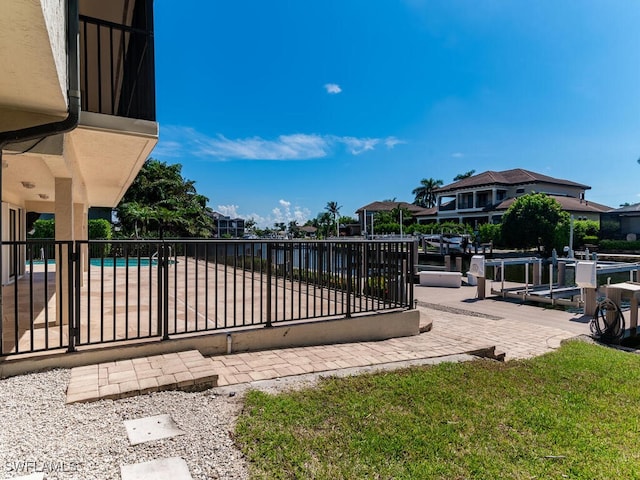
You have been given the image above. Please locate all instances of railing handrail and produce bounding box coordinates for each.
[74,238,418,245]
[2,238,414,357]
[79,14,152,36]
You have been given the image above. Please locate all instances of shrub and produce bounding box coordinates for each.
[478,223,502,246]
[88,219,112,240]
[599,240,640,252]
[30,219,55,238]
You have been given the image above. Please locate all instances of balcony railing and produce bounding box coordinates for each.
[79,12,155,121]
[0,239,415,357]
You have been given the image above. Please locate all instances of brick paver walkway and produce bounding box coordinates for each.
[66,284,592,403]
[66,350,218,404]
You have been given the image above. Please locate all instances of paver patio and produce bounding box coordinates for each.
[65,283,592,403]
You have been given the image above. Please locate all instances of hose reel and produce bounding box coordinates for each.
[590,297,625,343]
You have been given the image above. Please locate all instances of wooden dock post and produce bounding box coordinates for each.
[558,261,566,287]
[444,255,451,272]
[533,261,542,286]
[583,288,598,317]
[477,276,486,299]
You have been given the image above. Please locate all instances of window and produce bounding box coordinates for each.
[458,193,473,209]
[476,192,490,207]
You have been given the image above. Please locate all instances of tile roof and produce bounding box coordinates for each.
[608,203,640,214]
[435,168,590,193]
[494,194,611,213]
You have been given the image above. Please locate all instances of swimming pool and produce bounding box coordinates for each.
[90,257,156,268]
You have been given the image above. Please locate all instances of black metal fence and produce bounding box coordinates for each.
[1,239,415,357]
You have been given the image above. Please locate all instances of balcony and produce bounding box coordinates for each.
[79,1,155,121]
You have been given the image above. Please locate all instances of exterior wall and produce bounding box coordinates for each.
[0,1,69,126]
[505,182,583,198]
[571,212,600,222]
[0,309,420,377]
[42,0,69,103]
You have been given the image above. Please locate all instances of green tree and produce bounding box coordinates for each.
[312,212,333,239]
[244,218,257,236]
[412,178,443,208]
[287,220,301,238]
[338,215,358,225]
[453,170,475,181]
[116,159,214,238]
[501,193,568,254]
[273,222,286,234]
[325,201,341,237]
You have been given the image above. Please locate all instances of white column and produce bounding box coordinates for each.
[55,178,74,326]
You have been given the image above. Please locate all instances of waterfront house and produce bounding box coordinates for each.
[429,169,610,227]
[600,203,640,240]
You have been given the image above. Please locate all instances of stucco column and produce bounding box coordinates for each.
[74,203,88,282]
[55,178,73,326]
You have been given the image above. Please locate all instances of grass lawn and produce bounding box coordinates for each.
[234,341,640,479]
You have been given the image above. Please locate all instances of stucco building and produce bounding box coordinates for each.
[429,169,610,227]
[0,0,158,285]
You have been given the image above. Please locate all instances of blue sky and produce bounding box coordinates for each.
[152,1,640,227]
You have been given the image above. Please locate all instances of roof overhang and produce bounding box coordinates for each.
[0,0,69,129]
[4,111,158,211]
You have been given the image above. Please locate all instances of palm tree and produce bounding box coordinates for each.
[453,170,475,181]
[412,178,443,208]
[325,201,342,237]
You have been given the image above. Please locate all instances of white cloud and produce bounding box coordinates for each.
[216,204,241,218]
[451,152,464,158]
[384,136,405,149]
[154,125,405,161]
[339,137,379,155]
[324,83,342,94]
[271,201,311,226]
[152,140,183,158]
[196,133,330,160]
[218,201,312,229]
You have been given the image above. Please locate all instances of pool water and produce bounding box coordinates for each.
[90,257,155,267]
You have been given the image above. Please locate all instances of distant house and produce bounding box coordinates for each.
[600,203,640,240]
[430,169,610,227]
[300,225,318,238]
[355,201,435,235]
[209,212,245,238]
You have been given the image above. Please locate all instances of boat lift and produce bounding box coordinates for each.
[474,255,640,311]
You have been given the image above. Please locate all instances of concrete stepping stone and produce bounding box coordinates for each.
[123,414,185,445]
[120,457,192,480]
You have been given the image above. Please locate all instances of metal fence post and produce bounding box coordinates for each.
[162,242,170,340]
[67,242,77,352]
[409,240,415,308]
[156,241,163,338]
[265,242,272,327]
[346,242,352,318]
